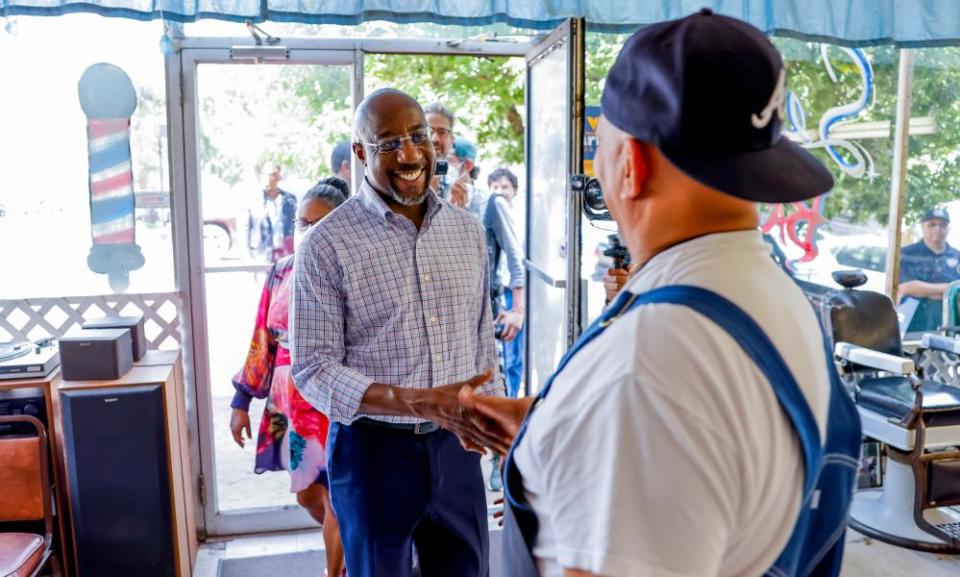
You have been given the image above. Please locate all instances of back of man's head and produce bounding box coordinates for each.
[601,8,833,206]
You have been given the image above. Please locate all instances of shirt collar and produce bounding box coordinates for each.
[357,177,444,223]
[920,241,954,256]
[624,229,767,294]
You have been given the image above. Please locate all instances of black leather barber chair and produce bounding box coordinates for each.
[824,270,960,553]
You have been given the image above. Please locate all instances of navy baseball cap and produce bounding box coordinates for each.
[922,207,950,223]
[601,8,834,203]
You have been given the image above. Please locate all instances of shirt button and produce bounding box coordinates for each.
[434,353,442,362]
[430,316,438,323]
[423,274,432,281]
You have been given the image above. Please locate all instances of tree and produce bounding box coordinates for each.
[275,29,960,228]
[364,54,526,165]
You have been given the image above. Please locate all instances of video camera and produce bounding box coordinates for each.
[572,174,630,270]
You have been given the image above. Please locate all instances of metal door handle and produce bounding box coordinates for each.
[525,259,566,288]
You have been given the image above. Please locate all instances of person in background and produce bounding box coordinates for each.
[331,141,353,190]
[250,164,298,263]
[898,207,960,333]
[450,143,525,493]
[487,166,525,400]
[448,139,486,219]
[231,177,350,577]
[424,101,468,205]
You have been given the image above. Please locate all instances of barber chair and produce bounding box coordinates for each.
[825,270,960,553]
[0,415,60,576]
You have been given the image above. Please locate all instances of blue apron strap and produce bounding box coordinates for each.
[502,285,827,577]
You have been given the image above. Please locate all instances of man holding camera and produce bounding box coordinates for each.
[460,10,859,577]
[292,88,502,577]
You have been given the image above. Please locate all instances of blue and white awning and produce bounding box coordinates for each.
[3,0,960,46]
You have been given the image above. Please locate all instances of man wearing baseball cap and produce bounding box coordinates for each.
[899,207,960,332]
[459,9,860,577]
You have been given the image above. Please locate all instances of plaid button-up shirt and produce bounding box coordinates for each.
[291,178,501,424]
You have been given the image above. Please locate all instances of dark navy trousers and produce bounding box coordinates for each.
[327,420,489,577]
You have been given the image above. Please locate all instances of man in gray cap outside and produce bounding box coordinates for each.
[899,207,960,332]
[459,9,861,577]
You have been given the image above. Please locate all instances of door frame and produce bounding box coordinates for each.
[167,33,538,537]
[521,19,585,396]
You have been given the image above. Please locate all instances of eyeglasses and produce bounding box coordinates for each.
[359,128,431,155]
[430,127,452,138]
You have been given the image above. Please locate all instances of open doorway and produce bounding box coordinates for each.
[173,28,577,538]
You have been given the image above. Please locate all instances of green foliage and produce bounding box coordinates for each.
[776,43,960,226]
[585,32,630,105]
[364,53,526,165]
[279,65,354,176]
[227,30,960,227]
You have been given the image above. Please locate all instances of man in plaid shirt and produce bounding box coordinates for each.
[292,88,504,577]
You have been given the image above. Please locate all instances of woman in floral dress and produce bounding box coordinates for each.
[229,177,349,576]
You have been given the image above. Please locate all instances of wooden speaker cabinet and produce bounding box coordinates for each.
[0,371,72,576]
[52,351,196,577]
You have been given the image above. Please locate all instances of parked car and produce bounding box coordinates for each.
[768,230,888,294]
[203,217,237,260]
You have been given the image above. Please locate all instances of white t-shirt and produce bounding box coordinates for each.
[513,230,830,577]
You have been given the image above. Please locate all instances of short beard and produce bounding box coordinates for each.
[388,188,429,206]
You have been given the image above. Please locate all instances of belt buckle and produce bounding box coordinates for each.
[414,421,437,435]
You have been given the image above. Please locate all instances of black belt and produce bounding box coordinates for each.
[355,417,440,435]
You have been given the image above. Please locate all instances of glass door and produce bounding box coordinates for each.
[523,20,585,394]
[179,45,356,536]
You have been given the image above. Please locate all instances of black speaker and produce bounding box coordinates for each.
[83,315,147,362]
[60,384,175,577]
[59,328,133,381]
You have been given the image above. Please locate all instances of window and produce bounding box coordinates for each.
[0,15,173,299]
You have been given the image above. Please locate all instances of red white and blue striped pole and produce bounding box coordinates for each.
[78,63,145,292]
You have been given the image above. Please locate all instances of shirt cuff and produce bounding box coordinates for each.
[325,366,377,424]
[230,390,253,411]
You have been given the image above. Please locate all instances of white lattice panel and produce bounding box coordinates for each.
[0,292,182,349]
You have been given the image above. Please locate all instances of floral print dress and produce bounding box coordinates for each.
[231,255,330,492]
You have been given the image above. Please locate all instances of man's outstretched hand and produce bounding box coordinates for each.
[402,369,512,454]
[457,385,536,455]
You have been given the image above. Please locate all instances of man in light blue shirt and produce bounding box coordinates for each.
[450,141,525,348]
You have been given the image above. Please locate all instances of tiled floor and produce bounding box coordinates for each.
[195,528,960,577]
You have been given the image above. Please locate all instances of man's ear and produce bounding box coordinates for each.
[622,139,650,200]
[352,143,366,165]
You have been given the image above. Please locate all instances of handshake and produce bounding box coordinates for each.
[413,369,535,456]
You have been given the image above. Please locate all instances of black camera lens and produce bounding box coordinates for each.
[573,174,610,221]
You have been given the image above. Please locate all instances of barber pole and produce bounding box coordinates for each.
[78,63,144,292]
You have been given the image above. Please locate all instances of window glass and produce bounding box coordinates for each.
[0,15,172,298]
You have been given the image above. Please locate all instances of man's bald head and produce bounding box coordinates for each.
[353,89,422,142]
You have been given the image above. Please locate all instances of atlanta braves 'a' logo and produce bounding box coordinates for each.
[751,68,787,129]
